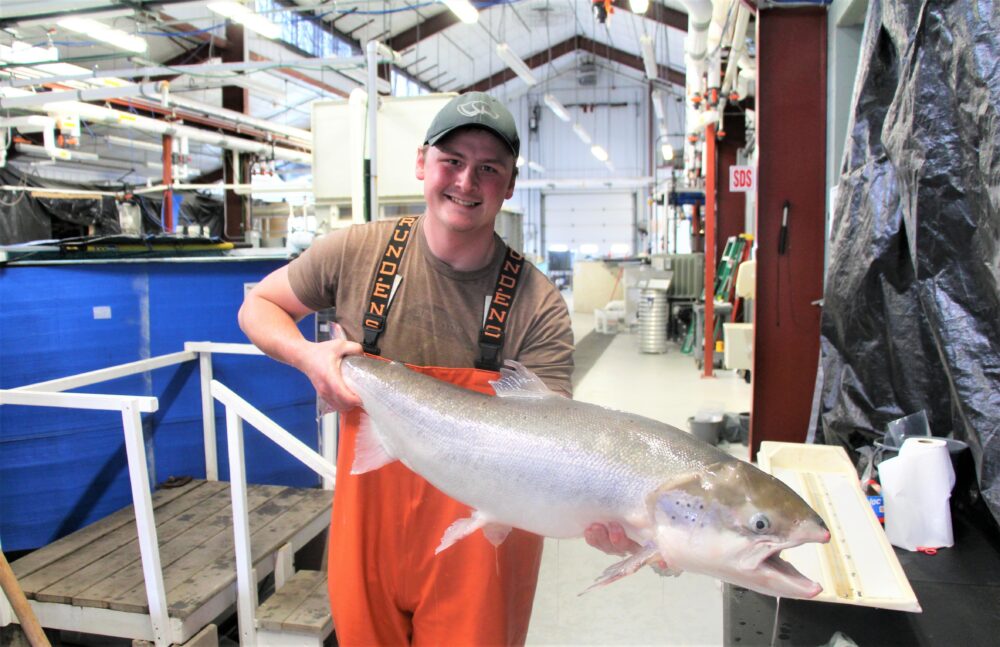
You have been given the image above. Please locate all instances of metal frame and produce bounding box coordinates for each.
[211,380,336,647]
[0,342,335,646]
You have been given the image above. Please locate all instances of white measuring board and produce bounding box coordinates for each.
[757,441,922,612]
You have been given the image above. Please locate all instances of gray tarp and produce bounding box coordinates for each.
[819,0,1000,522]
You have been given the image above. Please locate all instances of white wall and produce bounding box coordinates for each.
[499,59,686,259]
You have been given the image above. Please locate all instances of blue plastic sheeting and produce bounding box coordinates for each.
[0,258,317,551]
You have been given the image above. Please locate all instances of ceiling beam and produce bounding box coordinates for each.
[386,2,688,56]
[618,3,689,31]
[155,10,232,50]
[461,35,685,92]
[387,9,458,52]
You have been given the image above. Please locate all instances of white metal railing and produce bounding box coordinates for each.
[0,342,333,647]
[211,379,337,646]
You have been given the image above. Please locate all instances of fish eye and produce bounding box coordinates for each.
[749,512,771,534]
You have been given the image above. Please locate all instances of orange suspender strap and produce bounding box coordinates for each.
[475,246,525,371]
[362,217,416,355]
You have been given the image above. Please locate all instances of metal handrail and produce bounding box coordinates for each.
[211,379,336,646]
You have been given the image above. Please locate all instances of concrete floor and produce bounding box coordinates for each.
[525,309,753,646]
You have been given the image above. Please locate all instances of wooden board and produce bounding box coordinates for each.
[9,480,333,623]
[32,481,230,604]
[257,570,331,635]
[10,479,201,580]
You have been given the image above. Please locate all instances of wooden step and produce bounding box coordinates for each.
[257,569,332,643]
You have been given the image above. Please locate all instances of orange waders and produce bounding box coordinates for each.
[327,365,544,647]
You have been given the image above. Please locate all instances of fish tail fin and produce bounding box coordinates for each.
[350,413,397,474]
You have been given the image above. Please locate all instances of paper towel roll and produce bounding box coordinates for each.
[878,437,956,551]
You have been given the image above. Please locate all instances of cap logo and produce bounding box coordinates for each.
[456,100,499,120]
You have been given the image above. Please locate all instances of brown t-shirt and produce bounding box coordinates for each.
[287,216,574,396]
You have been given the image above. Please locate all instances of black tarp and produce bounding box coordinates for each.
[0,167,224,244]
[819,0,1000,522]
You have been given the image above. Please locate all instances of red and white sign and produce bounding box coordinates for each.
[729,165,756,192]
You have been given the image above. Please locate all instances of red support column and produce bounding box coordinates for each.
[717,115,748,246]
[703,123,717,378]
[162,133,173,232]
[222,21,247,241]
[750,8,827,458]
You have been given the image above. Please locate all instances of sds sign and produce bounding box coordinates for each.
[729,165,756,192]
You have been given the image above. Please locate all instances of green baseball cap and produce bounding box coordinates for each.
[424,92,520,158]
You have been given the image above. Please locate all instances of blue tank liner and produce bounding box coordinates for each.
[0,257,317,551]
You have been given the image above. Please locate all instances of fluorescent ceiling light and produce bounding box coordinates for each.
[441,0,479,24]
[590,145,609,162]
[640,34,657,81]
[516,155,526,168]
[543,94,571,122]
[0,42,58,64]
[604,160,615,172]
[496,43,537,86]
[630,0,650,13]
[527,161,545,173]
[651,90,666,121]
[58,17,148,53]
[661,143,675,161]
[573,124,592,145]
[208,2,281,40]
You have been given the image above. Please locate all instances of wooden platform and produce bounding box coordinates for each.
[10,479,332,645]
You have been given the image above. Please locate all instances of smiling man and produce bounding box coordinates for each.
[239,92,574,646]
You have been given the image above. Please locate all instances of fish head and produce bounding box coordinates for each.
[648,460,830,599]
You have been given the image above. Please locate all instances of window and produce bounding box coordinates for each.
[255,0,355,58]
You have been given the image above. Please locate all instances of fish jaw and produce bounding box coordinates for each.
[649,460,831,599]
[731,517,830,598]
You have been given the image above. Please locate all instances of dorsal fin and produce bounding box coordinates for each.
[488,360,557,399]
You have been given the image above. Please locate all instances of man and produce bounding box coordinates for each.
[240,92,575,645]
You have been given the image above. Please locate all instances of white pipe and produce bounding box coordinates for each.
[16,142,99,161]
[679,1,714,65]
[156,91,312,144]
[0,55,368,89]
[0,82,167,110]
[0,82,312,146]
[2,94,311,164]
[721,5,751,99]
[367,40,379,222]
[0,115,60,158]
[0,184,118,197]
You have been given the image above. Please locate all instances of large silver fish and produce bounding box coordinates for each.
[342,355,830,599]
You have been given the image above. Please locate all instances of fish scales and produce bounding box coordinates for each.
[341,355,831,599]
[345,356,731,538]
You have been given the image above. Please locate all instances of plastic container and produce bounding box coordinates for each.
[688,416,723,445]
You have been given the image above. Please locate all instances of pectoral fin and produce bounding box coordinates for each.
[350,413,397,474]
[436,511,512,554]
[580,545,673,595]
[489,361,558,399]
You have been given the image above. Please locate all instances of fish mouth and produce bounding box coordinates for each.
[755,548,823,599]
[745,526,830,599]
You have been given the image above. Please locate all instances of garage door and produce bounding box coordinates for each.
[543,192,635,257]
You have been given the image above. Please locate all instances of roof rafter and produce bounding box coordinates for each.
[618,3,689,31]
[461,35,685,92]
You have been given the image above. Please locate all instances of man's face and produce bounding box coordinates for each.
[416,127,517,236]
